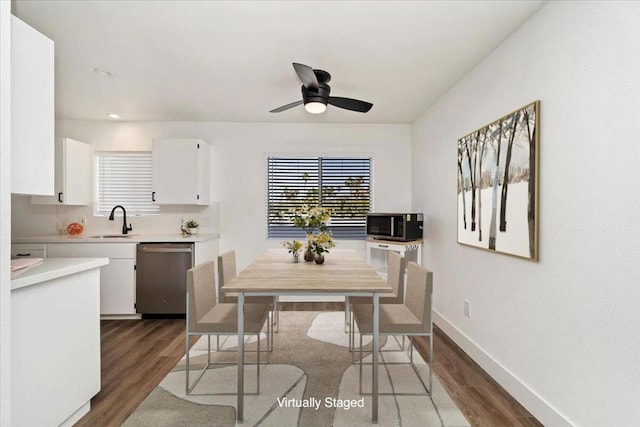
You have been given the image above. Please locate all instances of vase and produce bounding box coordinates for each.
[292,252,300,263]
[314,254,325,265]
[304,245,315,262]
[188,227,198,235]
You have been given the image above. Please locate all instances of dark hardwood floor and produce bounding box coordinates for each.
[76,303,541,426]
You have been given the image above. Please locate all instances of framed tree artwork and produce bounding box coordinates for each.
[457,100,540,261]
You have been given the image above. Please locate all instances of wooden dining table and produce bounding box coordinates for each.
[222,248,392,423]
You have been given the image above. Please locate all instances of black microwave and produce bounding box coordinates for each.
[366,213,423,241]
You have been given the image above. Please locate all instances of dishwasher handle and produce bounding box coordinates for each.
[138,246,193,253]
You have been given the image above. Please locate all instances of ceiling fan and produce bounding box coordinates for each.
[270,63,373,114]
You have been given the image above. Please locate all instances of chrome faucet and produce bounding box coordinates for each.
[108,205,133,235]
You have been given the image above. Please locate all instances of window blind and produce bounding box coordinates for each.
[96,152,159,216]
[267,157,372,239]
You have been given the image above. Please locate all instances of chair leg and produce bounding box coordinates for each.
[358,333,432,397]
[185,333,190,394]
[344,296,350,333]
[274,296,279,333]
[268,312,273,352]
[349,311,355,352]
[359,333,363,395]
[428,333,433,395]
[410,339,414,364]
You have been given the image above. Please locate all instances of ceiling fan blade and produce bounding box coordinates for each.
[327,97,373,113]
[292,63,319,91]
[270,100,303,113]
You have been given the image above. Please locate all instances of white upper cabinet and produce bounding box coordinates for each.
[11,16,54,195]
[152,138,211,205]
[31,138,93,205]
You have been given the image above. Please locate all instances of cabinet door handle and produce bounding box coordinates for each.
[58,192,63,203]
[378,244,389,248]
[151,191,156,202]
[16,253,31,257]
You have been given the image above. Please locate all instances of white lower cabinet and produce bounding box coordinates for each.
[47,243,136,315]
[11,264,101,426]
[16,238,220,317]
[100,259,136,314]
[194,240,218,266]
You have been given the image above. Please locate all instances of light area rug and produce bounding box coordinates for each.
[124,311,470,427]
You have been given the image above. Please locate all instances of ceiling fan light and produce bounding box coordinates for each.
[305,102,327,114]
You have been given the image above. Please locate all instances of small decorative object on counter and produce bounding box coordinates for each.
[282,240,303,263]
[185,219,199,235]
[66,222,84,236]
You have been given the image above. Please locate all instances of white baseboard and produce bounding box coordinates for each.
[59,401,90,427]
[433,310,574,427]
[100,314,142,320]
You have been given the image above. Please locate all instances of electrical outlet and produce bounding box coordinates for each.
[464,300,470,318]
[79,217,86,226]
[201,216,211,227]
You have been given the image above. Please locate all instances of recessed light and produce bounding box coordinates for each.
[107,113,120,119]
[94,67,114,78]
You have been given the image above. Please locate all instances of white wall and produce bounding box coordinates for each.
[0,1,12,425]
[412,2,640,426]
[12,121,411,268]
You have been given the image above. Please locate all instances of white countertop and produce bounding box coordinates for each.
[11,257,109,291]
[12,233,220,244]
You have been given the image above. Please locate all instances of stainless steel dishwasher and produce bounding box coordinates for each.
[136,243,193,317]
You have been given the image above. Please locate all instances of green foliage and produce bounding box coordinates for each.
[282,240,303,254]
[309,231,336,255]
[268,171,371,226]
[290,204,331,234]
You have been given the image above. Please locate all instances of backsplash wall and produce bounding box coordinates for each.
[11,195,220,237]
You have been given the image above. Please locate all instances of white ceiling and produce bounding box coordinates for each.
[14,0,545,124]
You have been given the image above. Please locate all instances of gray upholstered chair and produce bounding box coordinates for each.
[347,251,405,350]
[185,260,270,395]
[218,250,279,339]
[352,261,433,395]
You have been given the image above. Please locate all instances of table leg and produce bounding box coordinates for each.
[237,292,244,422]
[372,292,379,423]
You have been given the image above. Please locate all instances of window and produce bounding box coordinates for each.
[267,157,372,239]
[95,152,159,216]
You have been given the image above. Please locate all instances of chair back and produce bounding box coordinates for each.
[386,251,405,303]
[405,262,433,333]
[218,250,237,303]
[187,261,217,332]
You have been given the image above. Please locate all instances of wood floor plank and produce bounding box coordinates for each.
[76,303,541,426]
